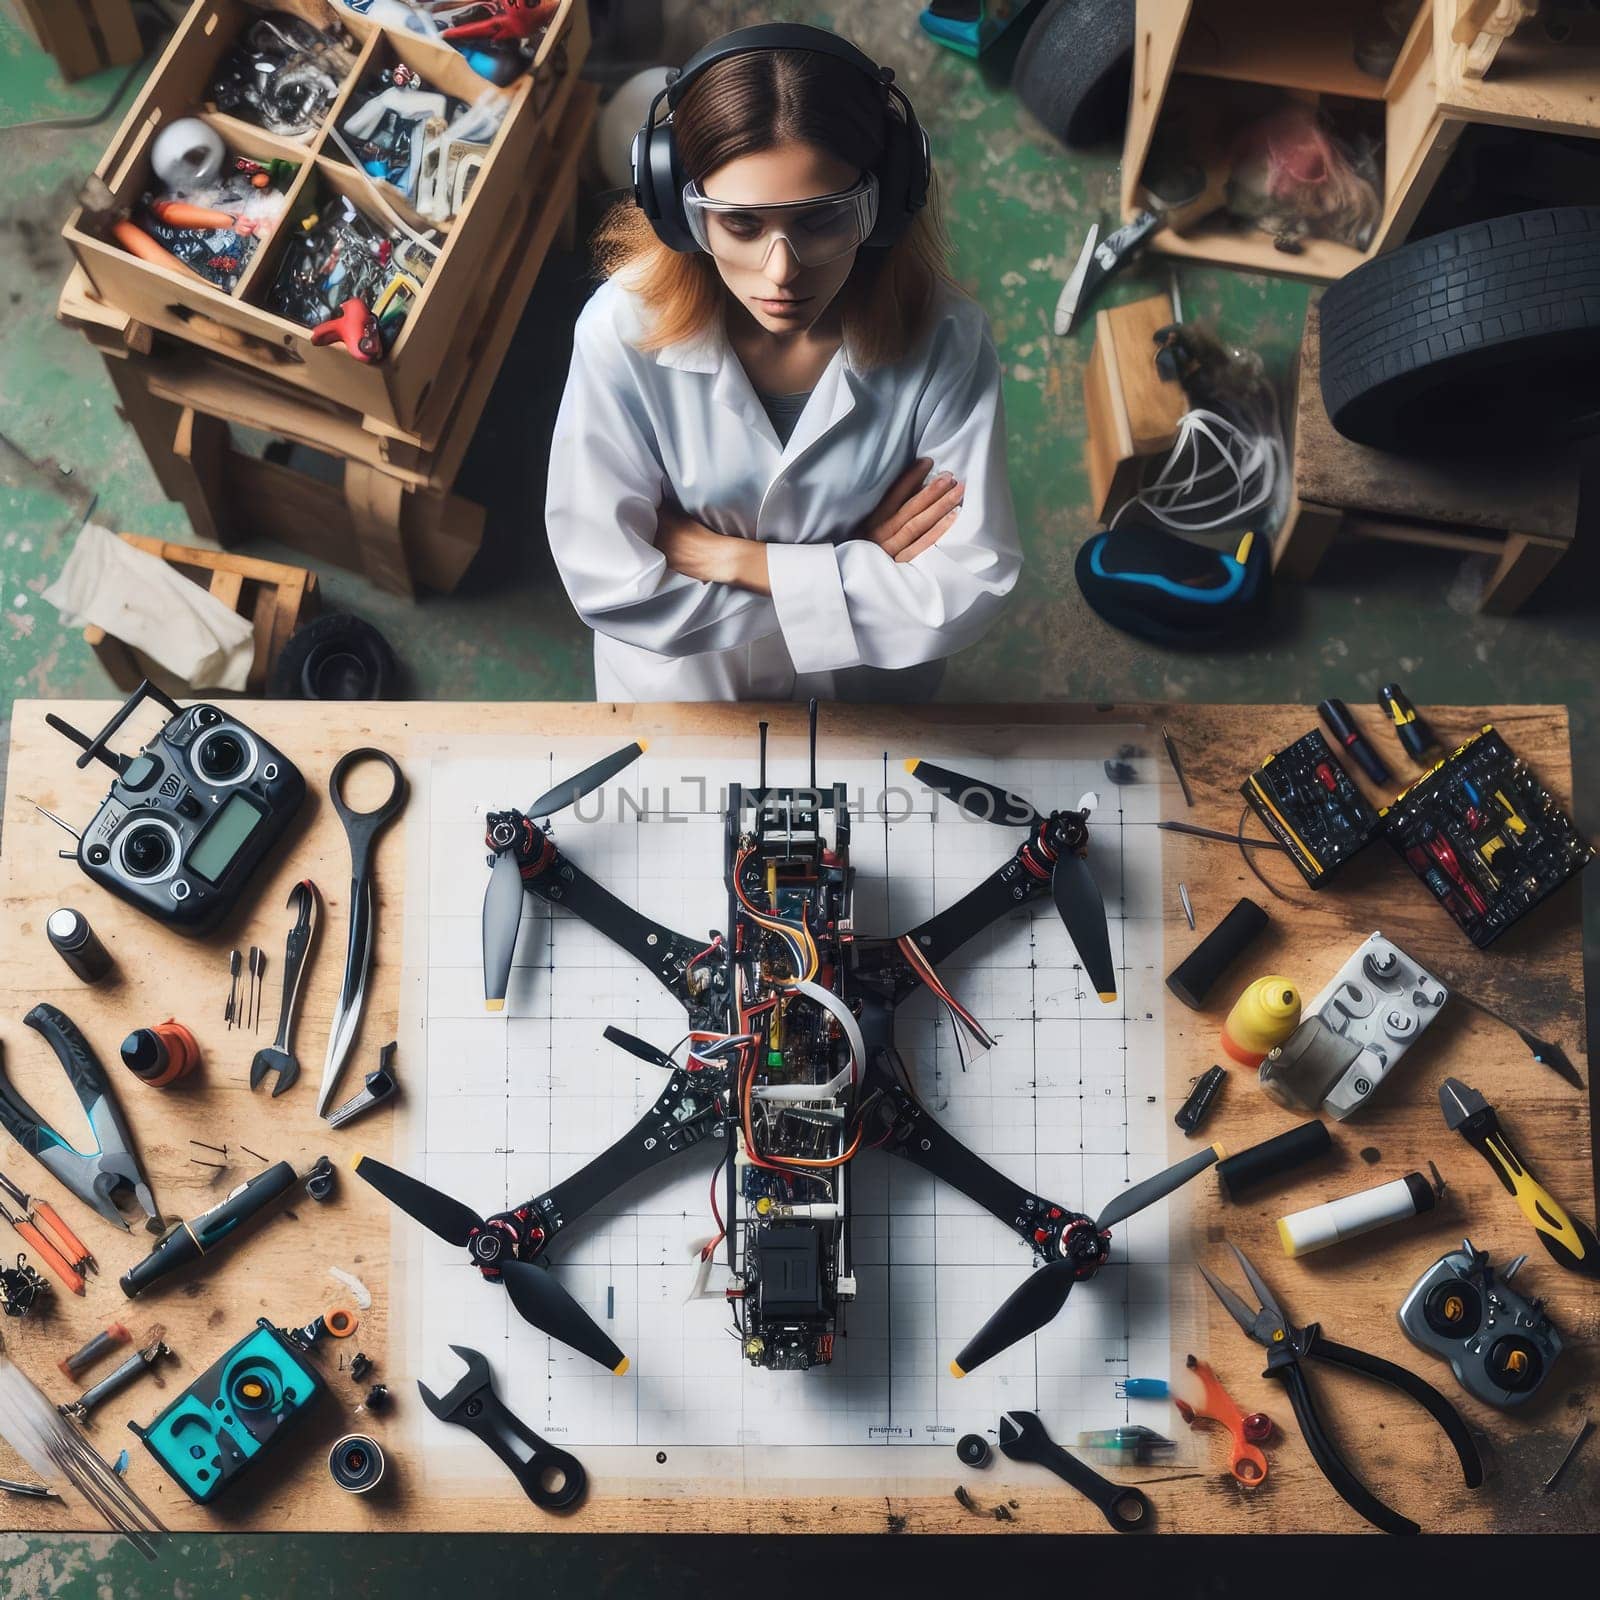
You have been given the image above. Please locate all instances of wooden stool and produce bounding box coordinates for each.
[1276,303,1579,614]
[83,535,320,696]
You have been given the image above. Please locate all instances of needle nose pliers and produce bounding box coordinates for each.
[1199,1241,1482,1535]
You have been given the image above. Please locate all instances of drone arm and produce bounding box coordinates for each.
[894,855,1044,976]
[525,1067,728,1246]
[530,855,706,1003]
[862,1049,1076,1253]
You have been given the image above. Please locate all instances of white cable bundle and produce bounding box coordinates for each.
[1110,405,1286,534]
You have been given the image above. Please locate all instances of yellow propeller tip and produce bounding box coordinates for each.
[636,739,649,753]
[1097,991,1117,1004]
[1211,1141,1227,1161]
[903,758,919,774]
[350,1153,366,1172]
[949,1360,966,1379]
[612,1357,631,1376]
[484,998,505,1013]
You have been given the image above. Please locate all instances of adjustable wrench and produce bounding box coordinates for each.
[418,1345,586,1512]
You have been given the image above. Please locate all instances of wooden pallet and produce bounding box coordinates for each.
[58,82,597,598]
[1275,303,1578,612]
[9,0,143,82]
[82,533,319,694]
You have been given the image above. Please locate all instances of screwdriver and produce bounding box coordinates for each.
[1440,1077,1600,1279]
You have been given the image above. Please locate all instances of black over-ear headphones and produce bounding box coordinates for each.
[631,23,931,255]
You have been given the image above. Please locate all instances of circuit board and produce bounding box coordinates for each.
[1242,729,1380,886]
[1381,726,1594,947]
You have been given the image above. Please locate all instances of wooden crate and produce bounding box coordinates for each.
[60,0,588,434]
[59,82,597,598]
[1275,303,1577,612]
[82,534,320,695]
[9,0,143,82]
[1082,292,1185,523]
[1124,0,1600,282]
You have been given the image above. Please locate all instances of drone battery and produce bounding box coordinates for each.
[1277,1173,1437,1258]
[1166,898,1269,1010]
[1216,1121,1332,1201]
[754,1224,825,1320]
[128,1319,323,1504]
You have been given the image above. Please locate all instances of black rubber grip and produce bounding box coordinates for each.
[1277,1361,1418,1536]
[1166,898,1268,1010]
[1216,1120,1331,1200]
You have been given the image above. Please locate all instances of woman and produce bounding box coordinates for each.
[546,24,1021,702]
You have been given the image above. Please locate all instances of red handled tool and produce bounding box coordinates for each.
[1174,1353,1271,1485]
[312,298,383,362]
[437,0,560,45]
[0,1169,92,1294]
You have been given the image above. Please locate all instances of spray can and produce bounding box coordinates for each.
[1221,977,1301,1068]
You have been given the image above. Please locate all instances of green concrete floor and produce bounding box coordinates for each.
[1,2,1596,1593]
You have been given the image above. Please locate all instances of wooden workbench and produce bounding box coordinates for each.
[0,702,1592,1535]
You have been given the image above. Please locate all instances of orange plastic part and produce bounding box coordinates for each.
[324,1307,358,1338]
[1174,1353,1271,1486]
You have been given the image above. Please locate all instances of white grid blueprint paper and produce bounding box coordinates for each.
[398,726,1177,1490]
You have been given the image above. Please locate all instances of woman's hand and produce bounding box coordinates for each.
[657,504,771,594]
[849,457,966,563]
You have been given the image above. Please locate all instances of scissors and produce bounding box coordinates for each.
[316,749,408,1118]
[1199,1241,1482,1535]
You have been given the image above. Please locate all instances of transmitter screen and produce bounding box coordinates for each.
[187,793,264,885]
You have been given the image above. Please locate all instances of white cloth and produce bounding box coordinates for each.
[43,524,256,691]
[545,277,1023,701]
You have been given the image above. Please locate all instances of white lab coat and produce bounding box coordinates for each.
[544,273,1022,701]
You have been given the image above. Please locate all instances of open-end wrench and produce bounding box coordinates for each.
[418,1345,586,1512]
[998,1410,1152,1531]
[251,881,320,1096]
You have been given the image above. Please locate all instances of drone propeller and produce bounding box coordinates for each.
[352,1154,629,1374]
[482,740,649,1011]
[527,740,648,821]
[907,760,1117,1001]
[950,1145,1222,1377]
[906,759,1043,829]
[482,850,525,1013]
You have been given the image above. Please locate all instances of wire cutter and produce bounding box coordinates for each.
[0,1005,160,1234]
[1199,1241,1482,1535]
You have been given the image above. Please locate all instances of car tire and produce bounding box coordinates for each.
[1318,207,1600,451]
[1012,0,1133,150]
[270,613,400,700]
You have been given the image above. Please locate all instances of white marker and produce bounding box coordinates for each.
[1277,1171,1439,1258]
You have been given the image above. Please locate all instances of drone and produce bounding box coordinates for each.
[356,707,1218,1378]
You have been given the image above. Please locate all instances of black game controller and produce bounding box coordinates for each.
[1397,1239,1562,1409]
[47,682,305,936]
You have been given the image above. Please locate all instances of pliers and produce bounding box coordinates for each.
[1199,1241,1482,1535]
[0,1005,160,1234]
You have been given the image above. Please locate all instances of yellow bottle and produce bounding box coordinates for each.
[1221,977,1301,1068]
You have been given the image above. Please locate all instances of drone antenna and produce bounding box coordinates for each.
[808,698,818,792]
[757,720,768,793]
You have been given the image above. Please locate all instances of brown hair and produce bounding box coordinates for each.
[593,47,954,369]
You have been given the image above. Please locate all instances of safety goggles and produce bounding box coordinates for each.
[681,173,880,268]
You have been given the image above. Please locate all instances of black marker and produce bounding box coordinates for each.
[120,1161,296,1296]
[1317,698,1391,786]
[1378,682,1436,761]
